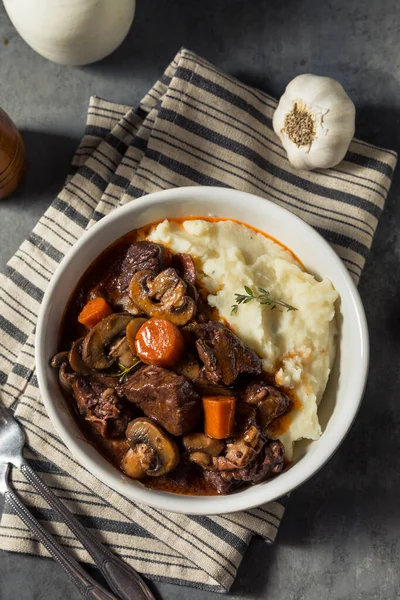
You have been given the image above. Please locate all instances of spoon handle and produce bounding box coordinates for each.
[4,482,118,599]
[20,462,155,600]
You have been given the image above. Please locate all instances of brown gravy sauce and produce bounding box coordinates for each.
[59,217,302,495]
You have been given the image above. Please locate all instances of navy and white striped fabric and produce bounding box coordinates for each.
[0,49,396,592]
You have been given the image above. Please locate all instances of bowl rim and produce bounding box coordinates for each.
[36,186,369,515]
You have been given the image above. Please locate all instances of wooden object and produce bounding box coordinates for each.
[0,108,26,200]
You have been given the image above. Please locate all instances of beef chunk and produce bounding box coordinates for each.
[98,242,168,312]
[234,402,257,436]
[194,374,234,397]
[204,440,285,494]
[195,298,215,323]
[90,372,129,393]
[71,375,132,438]
[173,356,233,396]
[170,254,199,308]
[185,322,262,385]
[115,242,168,288]
[121,365,201,436]
[243,382,290,431]
[203,469,232,494]
[171,253,196,284]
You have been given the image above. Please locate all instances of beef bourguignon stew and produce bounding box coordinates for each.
[52,229,293,496]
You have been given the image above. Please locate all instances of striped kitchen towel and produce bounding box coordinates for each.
[0,48,396,593]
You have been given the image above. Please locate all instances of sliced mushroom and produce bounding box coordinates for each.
[189,451,211,467]
[174,356,201,381]
[242,425,262,448]
[214,424,263,470]
[224,441,257,468]
[82,313,133,370]
[183,432,224,456]
[125,317,147,354]
[98,242,171,316]
[185,281,199,304]
[50,351,69,369]
[109,336,135,368]
[129,268,196,326]
[122,446,156,479]
[58,362,73,396]
[50,351,74,394]
[123,417,179,478]
[69,338,91,375]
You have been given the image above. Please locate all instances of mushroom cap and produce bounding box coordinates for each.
[58,362,73,396]
[125,317,147,354]
[50,351,69,369]
[129,268,196,326]
[108,336,135,368]
[189,451,211,467]
[82,313,133,370]
[182,432,224,456]
[125,417,179,477]
[121,446,155,479]
[174,356,201,381]
[69,337,91,375]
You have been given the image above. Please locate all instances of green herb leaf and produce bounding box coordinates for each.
[230,286,297,316]
[258,287,269,295]
[109,357,142,381]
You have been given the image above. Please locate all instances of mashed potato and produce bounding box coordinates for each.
[148,219,338,460]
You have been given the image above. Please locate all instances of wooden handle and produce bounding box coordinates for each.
[0,107,26,200]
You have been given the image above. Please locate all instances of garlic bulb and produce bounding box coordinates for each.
[273,74,356,170]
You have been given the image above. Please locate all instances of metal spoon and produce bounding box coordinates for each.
[0,404,156,600]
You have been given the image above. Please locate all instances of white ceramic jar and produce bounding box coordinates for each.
[3,0,136,66]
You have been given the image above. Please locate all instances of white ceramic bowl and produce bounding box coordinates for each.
[36,186,369,515]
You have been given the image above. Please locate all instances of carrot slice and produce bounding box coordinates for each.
[78,297,113,329]
[135,317,185,367]
[202,396,236,439]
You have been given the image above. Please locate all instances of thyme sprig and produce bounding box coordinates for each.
[231,286,297,316]
[109,357,142,382]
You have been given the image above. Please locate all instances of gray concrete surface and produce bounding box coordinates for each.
[0,1,400,599]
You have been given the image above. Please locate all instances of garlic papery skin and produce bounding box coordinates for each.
[273,74,356,171]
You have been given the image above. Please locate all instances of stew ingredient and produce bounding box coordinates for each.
[52,236,295,496]
[202,396,236,440]
[78,297,113,328]
[135,317,185,367]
